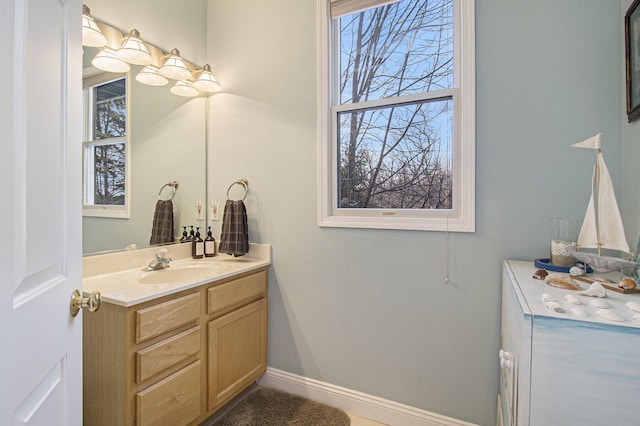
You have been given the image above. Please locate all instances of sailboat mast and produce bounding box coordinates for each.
[595,149,602,256]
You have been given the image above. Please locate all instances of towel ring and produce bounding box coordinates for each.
[226,178,248,201]
[158,181,179,201]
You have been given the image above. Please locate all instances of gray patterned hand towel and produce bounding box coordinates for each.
[219,200,249,256]
[150,200,174,245]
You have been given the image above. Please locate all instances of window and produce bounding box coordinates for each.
[82,75,130,218]
[318,0,475,231]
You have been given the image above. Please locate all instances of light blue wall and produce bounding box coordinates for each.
[206,0,623,424]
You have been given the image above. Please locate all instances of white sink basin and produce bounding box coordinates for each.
[138,263,229,284]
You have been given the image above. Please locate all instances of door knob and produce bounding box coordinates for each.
[70,289,101,317]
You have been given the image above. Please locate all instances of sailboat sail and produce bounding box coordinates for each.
[571,133,635,272]
[577,151,631,254]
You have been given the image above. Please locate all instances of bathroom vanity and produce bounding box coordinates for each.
[82,244,270,425]
[498,260,640,426]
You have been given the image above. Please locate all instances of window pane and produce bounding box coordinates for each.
[339,0,453,105]
[337,98,453,209]
[91,142,126,205]
[94,79,126,140]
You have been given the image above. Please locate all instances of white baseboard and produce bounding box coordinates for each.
[258,367,477,426]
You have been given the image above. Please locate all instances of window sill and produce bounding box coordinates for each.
[318,212,475,232]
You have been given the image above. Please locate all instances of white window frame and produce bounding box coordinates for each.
[82,70,131,218]
[317,0,475,232]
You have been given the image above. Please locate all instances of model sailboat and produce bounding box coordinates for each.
[571,133,637,272]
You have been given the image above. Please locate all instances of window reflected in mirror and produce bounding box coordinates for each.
[83,75,130,218]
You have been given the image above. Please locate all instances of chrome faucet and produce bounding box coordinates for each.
[145,248,172,271]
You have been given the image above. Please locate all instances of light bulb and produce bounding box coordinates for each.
[159,48,192,81]
[194,64,221,93]
[91,47,130,73]
[116,29,153,66]
[135,66,169,86]
[170,80,199,97]
[82,5,107,47]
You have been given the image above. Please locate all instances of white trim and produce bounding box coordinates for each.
[317,0,475,232]
[332,89,456,113]
[330,0,402,18]
[317,0,332,227]
[258,367,478,426]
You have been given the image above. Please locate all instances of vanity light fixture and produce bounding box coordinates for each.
[115,29,153,65]
[82,5,107,47]
[135,65,169,86]
[170,80,199,97]
[91,47,131,73]
[193,64,221,93]
[83,5,222,97]
[159,48,192,81]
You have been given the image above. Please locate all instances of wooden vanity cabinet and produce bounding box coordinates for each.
[83,268,268,426]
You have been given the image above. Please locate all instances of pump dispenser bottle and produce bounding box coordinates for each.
[179,226,189,243]
[204,226,216,257]
[192,227,204,259]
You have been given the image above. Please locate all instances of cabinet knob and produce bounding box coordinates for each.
[70,289,101,317]
[499,349,513,368]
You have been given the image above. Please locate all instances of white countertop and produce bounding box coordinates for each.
[83,244,271,307]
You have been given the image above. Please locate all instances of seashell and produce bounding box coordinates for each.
[569,266,585,276]
[564,294,581,305]
[545,301,564,313]
[590,299,612,309]
[544,273,581,290]
[633,313,640,322]
[570,307,589,317]
[625,301,640,313]
[532,269,548,280]
[541,293,555,302]
[618,277,637,290]
[595,309,625,322]
[579,282,606,298]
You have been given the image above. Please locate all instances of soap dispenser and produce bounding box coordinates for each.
[188,226,195,242]
[192,227,204,259]
[179,226,189,243]
[204,226,216,257]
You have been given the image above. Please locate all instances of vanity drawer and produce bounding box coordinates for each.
[136,360,201,426]
[136,292,200,343]
[208,270,266,314]
[136,326,200,383]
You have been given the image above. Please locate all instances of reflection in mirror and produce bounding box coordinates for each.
[82,47,206,254]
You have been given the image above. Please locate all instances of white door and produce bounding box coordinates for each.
[0,0,83,424]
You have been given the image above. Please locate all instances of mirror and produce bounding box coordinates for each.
[82,48,206,255]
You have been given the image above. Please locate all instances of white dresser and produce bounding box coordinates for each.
[499,260,640,426]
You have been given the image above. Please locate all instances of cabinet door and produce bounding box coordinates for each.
[208,298,267,410]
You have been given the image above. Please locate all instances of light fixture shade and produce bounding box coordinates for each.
[193,64,221,93]
[116,29,153,65]
[82,5,107,47]
[159,48,192,81]
[91,47,131,73]
[170,80,199,97]
[136,66,169,86]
